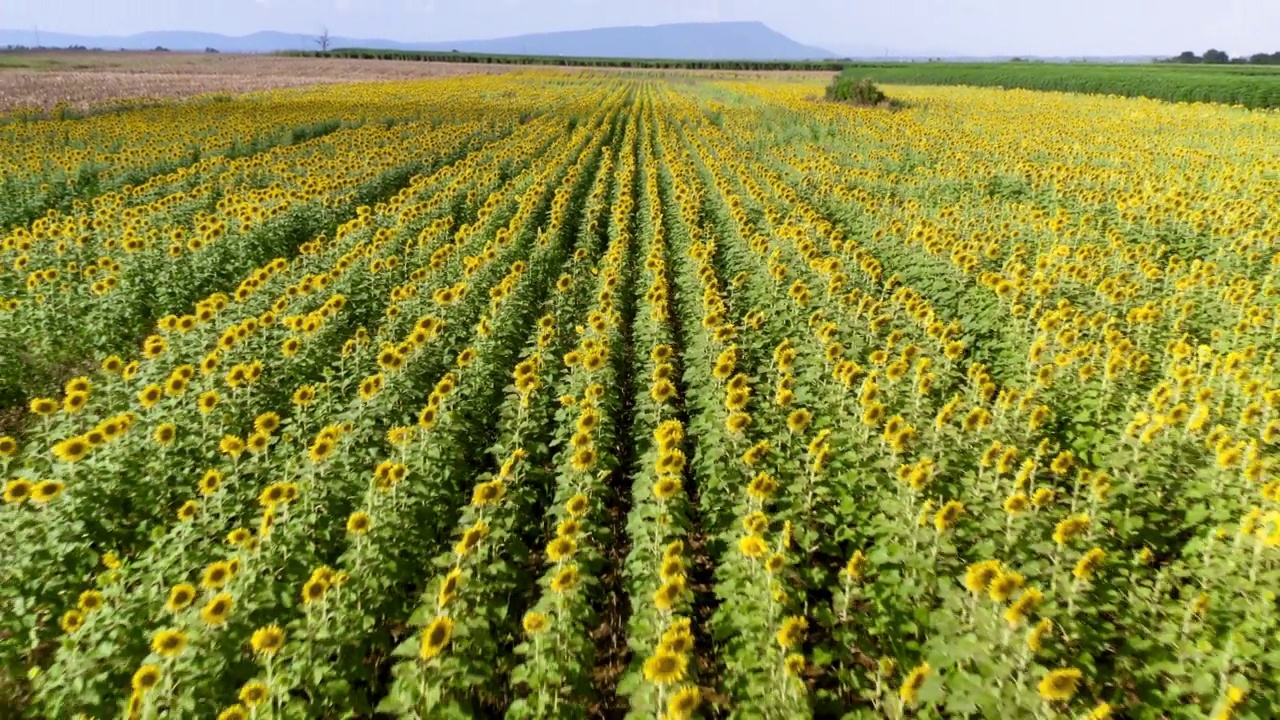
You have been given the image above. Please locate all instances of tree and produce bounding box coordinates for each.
[316,26,331,53]
[1175,50,1200,63]
[1203,48,1229,64]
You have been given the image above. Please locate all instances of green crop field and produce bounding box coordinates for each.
[838,62,1280,109]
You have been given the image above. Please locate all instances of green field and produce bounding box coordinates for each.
[840,62,1280,109]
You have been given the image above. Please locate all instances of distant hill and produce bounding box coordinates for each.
[0,22,836,60]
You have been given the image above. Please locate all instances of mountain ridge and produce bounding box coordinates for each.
[0,22,837,60]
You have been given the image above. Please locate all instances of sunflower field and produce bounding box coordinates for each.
[1,71,1279,720]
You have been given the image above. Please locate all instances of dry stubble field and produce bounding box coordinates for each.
[0,52,513,112]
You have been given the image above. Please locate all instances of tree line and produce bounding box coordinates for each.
[1164,50,1280,65]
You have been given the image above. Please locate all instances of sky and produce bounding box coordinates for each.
[1,0,1276,57]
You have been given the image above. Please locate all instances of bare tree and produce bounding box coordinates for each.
[316,26,331,53]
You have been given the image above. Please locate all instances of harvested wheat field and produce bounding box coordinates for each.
[0,51,511,112]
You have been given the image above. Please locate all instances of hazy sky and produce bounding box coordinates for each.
[2,0,1275,56]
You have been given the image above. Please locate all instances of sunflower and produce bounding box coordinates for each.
[784,653,807,677]
[725,411,751,435]
[786,408,812,434]
[964,560,1002,595]
[219,435,245,458]
[988,571,1025,603]
[29,397,58,415]
[523,611,549,636]
[1053,514,1090,545]
[77,589,103,614]
[742,440,770,467]
[166,583,196,613]
[301,577,329,605]
[164,374,189,397]
[217,705,248,720]
[244,432,269,455]
[656,449,686,475]
[653,578,685,612]
[582,351,606,373]
[845,550,868,581]
[176,500,199,522]
[32,480,66,503]
[861,403,886,427]
[650,376,680,404]
[546,536,577,563]
[1027,617,1053,652]
[131,664,162,694]
[200,593,234,626]
[52,437,90,463]
[1038,667,1083,702]
[197,390,220,414]
[655,419,684,447]
[154,424,177,445]
[724,389,749,412]
[642,651,687,686]
[659,628,693,656]
[738,535,767,559]
[765,553,786,574]
[386,426,415,447]
[746,472,777,501]
[551,564,581,594]
[438,568,462,608]
[98,418,123,441]
[250,625,285,656]
[292,385,316,407]
[258,482,287,507]
[455,521,488,557]
[239,680,268,707]
[667,686,702,719]
[571,447,597,471]
[3,479,33,504]
[346,511,372,535]
[899,662,931,706]
[1087,703,1114,720]
[419,616,454,661]
[202,560,232,589]
[565,493,589,517]
[776,616,808,650]
[61,609,85,633]
[151,628,187,657]
[62,391,88,414]
[305,434,337,463]
[659,554,685,581]
[557,519,581,537]
[0,436,18,457]
[1073,548,1106,581]
[933,501,965,532]
[358,374,384,401]
[471,480,505,507]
